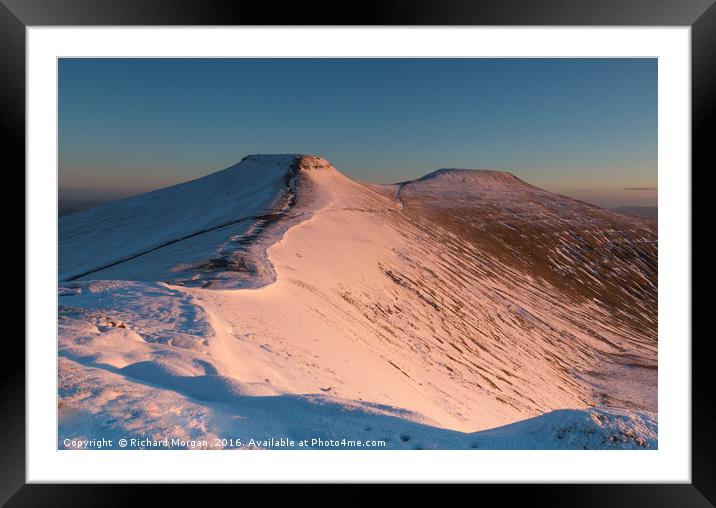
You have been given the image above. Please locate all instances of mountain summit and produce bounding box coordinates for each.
[59,154,350,286]
[410,167,526,186]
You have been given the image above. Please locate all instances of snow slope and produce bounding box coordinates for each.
[59,154,299,285]
[58,155,657,449]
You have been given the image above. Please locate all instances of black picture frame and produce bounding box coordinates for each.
[3,0,712,503]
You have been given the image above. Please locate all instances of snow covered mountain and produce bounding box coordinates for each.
[58,154,657,449]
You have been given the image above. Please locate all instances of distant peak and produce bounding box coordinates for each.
[399,168,529,189]
[417,168,518,181]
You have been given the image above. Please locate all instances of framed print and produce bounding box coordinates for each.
[4,0,713,502]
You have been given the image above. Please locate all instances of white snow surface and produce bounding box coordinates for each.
[58,155,657,450]
[59,154,296,283]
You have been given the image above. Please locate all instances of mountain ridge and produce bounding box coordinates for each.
[58,153,658,444]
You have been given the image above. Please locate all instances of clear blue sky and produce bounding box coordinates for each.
[59,58,657,208]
